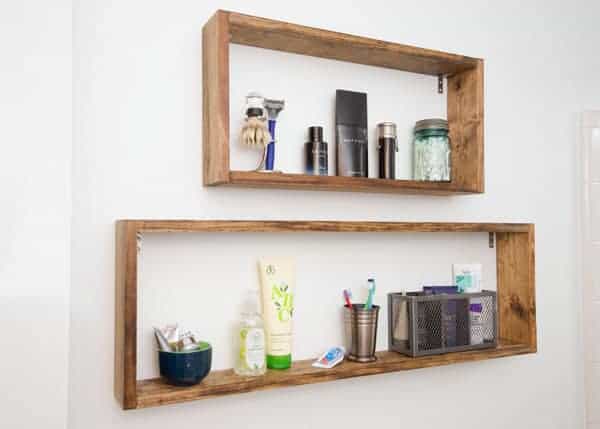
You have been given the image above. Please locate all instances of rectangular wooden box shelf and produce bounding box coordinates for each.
[203,10,484,195]
[115,220,536,410]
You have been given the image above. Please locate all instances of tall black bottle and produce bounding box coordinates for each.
[335,90,368,177]
[305,126,328,176]
[377,122,398,179]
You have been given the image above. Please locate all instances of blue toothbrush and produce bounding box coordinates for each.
[364,278,376,310]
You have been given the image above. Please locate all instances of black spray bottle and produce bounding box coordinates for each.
[305,126,328,175]
[335,90,368,177]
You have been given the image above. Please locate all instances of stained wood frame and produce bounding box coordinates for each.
[203,10,484,195]
[115,220,535,409]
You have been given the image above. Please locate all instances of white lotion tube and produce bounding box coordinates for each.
[258,258,295,370]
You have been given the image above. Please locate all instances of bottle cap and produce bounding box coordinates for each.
[414,118,448,132]
[242,290,261,314]
[308,126,323,142]
[267,354,291,369]
[377,122,397,139]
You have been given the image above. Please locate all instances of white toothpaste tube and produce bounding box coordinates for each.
[162,324,179,350]
[312,347,345,369]
[153,327,171,351]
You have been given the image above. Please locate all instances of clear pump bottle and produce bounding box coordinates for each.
[234,291,266,376]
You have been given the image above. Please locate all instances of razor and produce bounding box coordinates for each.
[264,98,285,171]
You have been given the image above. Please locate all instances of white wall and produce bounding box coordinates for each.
[0,1,71,428]
[70,1,600,429]
[138,232,497,379]
[580,112,600,429]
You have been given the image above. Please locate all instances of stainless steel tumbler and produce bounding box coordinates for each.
[344,304,380,362]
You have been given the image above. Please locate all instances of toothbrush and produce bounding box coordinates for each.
[364,279,376,310]
[264,99,285,171]
[343,289,353,308]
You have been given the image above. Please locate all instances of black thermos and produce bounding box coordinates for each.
[305,126,328,175]
[377,122,398,179]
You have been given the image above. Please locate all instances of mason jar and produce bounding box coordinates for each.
[413,119,451,181]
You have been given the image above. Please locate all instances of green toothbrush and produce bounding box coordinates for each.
[364,278,376,310]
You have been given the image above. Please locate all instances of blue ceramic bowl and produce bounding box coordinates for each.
[159,342,212,386]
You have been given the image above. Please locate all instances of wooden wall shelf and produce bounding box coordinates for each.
[115,220,536,410]
[137,341,529,409]
[203,10,484,195]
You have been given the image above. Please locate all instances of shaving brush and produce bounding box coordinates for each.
[241,117,271,147]
[240,92,272,171]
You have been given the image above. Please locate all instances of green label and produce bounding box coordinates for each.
[271,282,294,322]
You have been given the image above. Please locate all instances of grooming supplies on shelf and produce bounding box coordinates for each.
[343,289,353,308]
[154,324,203,352]
[388,291,497,357]
[377,122,398,179]
[312,346,345,369]
[413,118,451,181]
[364,278,376,310]
[264,98,285,171]
[234,290,266,376]
[422,285,459,295]
[163,324,179,350]
[344,304,379,362]
[153,327,171,352]
[423,285,460,347]
[335,89,368,177]
[178,331,201,352]
[241,92,272,171]
[391,290,409,349]
[453,264,482,293]
[469,299,484,345]
[305,126,328,175]
[159,342,212,386]
[258,258,295,370]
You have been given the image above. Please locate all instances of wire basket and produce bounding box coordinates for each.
[388,291,497,357]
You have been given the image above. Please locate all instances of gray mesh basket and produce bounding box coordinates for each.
[388,291,497,357]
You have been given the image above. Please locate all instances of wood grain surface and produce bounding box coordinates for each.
[115,220,535,409]
[447,60,485,193]
[202,11,230,185]
[496,226,537,350]
[122,219,531,234]
[136,341,531,408]
[228,171,471,195]
[227,11,479,76]
[114,221,139,409]
[202,10,485,195]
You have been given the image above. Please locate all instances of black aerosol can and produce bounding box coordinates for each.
[377,122,398,179]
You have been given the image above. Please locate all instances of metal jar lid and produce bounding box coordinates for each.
[377,122,397,139]
[414,118,449,132]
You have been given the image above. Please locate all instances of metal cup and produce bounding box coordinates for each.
[344,304,380,362]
